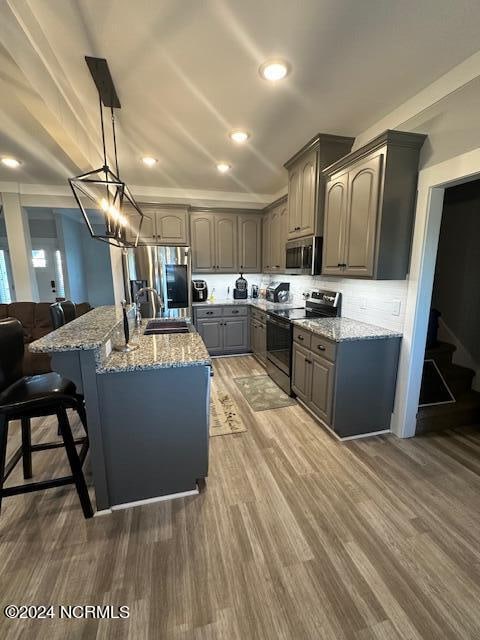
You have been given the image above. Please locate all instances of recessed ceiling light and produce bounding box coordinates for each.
[216,162,231,173]
[229,130,250,144]
[1,157,21,168]
[142,156,158,167]
[259,59,290,82]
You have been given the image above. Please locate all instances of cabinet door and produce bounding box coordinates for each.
[129,209,156,244]
[269,206,281,271]
[322,172,348,275]
[262,213,271,272]
[196,319,223,354]
[343,154,382,277]
[279,202,288,271]
[215,215,238,273]
[238,214,262,273]
[287,166,301,238]
[291,344,311,403]
[155,209,188,245]
[258,321,267,364]
[309,353,335,424]
[250,318,257,353]
[299,149,317,237]
[191,213,215,272]
[223,318,248,353]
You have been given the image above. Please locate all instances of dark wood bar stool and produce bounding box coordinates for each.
[0,318,93,519]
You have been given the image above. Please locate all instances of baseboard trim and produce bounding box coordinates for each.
[296,398,390,441]
[94,488,199,516]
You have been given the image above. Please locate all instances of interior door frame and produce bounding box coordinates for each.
[391,147,480,438]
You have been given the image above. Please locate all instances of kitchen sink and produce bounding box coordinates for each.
[143,319,190,335]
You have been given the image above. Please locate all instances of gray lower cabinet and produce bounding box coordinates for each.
[292,326,401,438]
[250,309,267,365]
[195,306,249,355]
[196,319,224,355]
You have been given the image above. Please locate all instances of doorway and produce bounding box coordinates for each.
[390,147,480,438]
[416,179,480,433]
[31,242,65,302]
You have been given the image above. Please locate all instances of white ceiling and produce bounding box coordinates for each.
[1,0,480,196]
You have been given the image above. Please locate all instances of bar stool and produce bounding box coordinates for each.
[50,302,65,329]
[60,301,76,324]
[0,318,93,518]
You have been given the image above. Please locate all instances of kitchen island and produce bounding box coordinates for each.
[30,306,211,513]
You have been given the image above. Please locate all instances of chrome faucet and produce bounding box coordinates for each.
[134,287,163,324]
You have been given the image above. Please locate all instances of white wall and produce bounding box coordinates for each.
[193,272,407,332]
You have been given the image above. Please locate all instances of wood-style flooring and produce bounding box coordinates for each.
[1,355,480,639]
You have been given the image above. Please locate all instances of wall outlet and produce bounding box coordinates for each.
[392,299,401,316]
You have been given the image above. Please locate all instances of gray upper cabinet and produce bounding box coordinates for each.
[215,214,237,272]
[136,206,189,245]
[238,214,262,273]
[262,195,288,273]
[190,213,216,272]
[155,208,189,245]
[284,133,354,241]
[322,130,427,280]
[262,212,271,272]
[191,210,261,274]
[322,172,348,275]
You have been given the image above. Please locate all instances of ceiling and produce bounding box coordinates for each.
[1,0,480,196]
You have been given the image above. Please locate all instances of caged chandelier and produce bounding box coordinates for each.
[69,57,144,248]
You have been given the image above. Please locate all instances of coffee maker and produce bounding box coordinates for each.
[192,279,208,302]
[233,273,248,300]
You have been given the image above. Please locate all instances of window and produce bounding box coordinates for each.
[32,249,46,268]
[0,250,12,303]
[55,250,65,298]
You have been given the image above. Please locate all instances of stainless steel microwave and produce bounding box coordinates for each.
[285,236,322,275]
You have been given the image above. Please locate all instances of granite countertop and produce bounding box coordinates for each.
[292,317,402,342]
[97,323,211,374]
[192,299,301,311]
[29,306,127,353]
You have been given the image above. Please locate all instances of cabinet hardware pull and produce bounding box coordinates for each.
[298,335,304,341]
[317,345,326,351]
[232,310,239,314]
[305,359,312,364]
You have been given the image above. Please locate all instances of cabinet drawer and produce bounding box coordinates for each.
[293,326,312,349]
[251,307,265,320]
[311,335,336,362]
[195,307,222,319]
[223,306,247,317]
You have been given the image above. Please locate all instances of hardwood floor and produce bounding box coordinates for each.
[1,355,480,639]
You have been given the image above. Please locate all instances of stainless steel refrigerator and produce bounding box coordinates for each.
[123,246,191,319]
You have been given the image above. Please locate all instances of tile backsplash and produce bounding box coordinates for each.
[192,272,408,332]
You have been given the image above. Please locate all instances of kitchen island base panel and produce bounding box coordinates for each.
[97,365,210,508]
[95,487,200,515]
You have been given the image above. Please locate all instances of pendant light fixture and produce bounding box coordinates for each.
[69,57,144,248]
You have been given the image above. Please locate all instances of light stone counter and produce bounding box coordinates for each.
[292,317,402,342]
[97,323,210,374]
[29,306,126,353]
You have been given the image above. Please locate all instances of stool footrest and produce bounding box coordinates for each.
[30,436,86,452]
[2,475,75,496]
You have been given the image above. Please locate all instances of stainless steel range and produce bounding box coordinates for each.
[266,290,341,395]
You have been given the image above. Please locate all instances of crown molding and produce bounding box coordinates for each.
[0,181,275,209]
